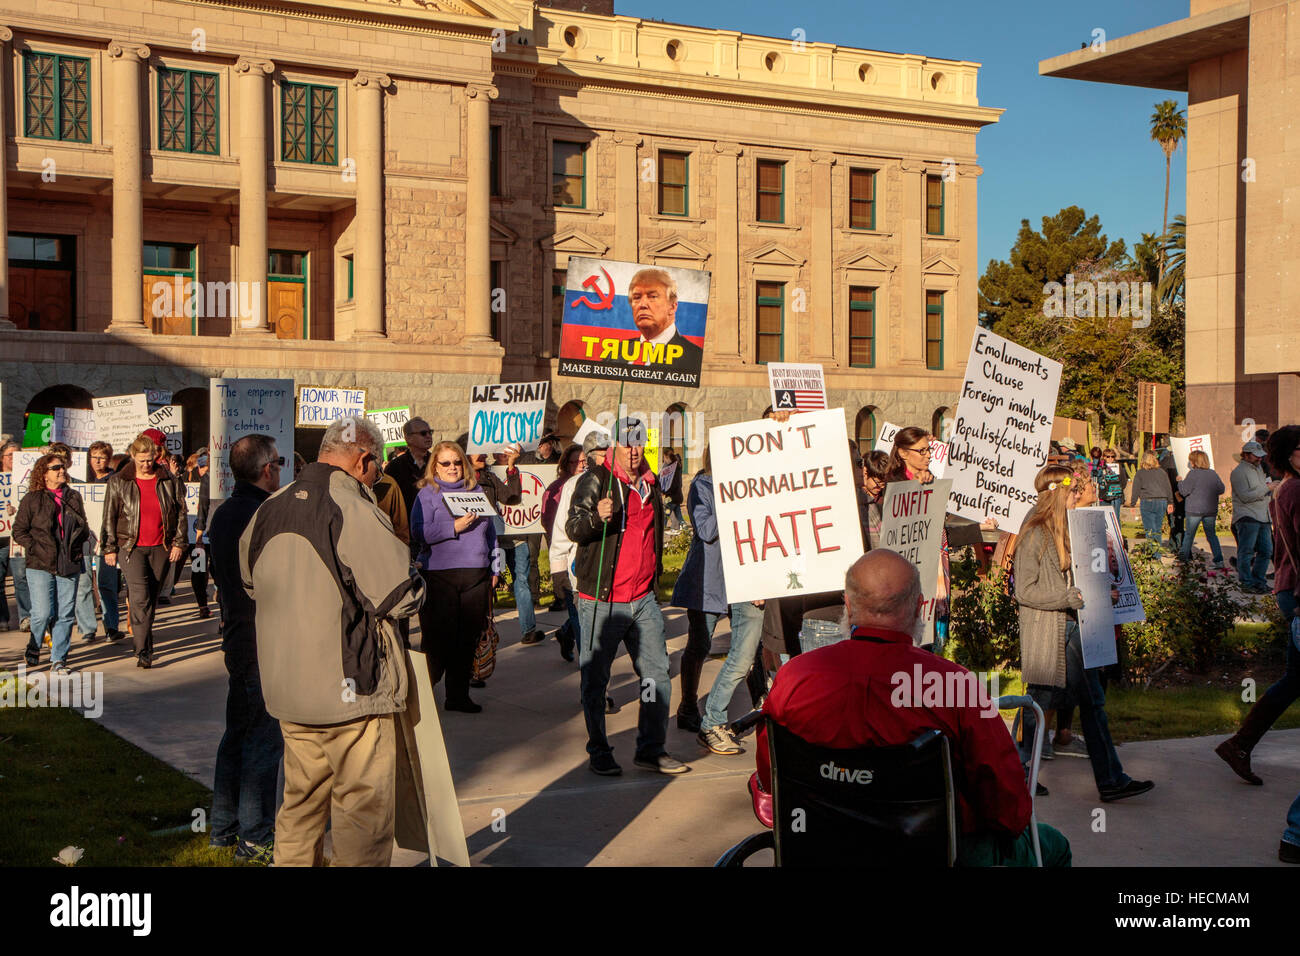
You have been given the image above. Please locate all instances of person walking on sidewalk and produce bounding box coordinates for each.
[1216,425,1300,789]
[207,434,284,862]
[1178,450,1225,567]
[241,416,425,867]
[567,417,687,777]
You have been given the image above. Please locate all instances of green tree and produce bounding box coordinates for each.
[1157,214,1186,305]
[1150,100,1186,281]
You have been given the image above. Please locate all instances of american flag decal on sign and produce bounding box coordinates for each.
[768,363,827,415]
[774,389,827,411]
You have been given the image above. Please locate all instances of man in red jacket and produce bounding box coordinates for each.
[757,549,1070,867]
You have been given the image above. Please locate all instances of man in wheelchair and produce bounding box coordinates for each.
[755,550,1071,867]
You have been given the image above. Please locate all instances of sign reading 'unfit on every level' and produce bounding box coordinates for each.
[946,330,1062,534]
[710,408,863,604]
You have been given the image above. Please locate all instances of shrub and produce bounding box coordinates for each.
[949,548,1020,673]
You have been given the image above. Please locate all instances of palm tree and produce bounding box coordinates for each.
[1150,100,1186,281]
[1157,214,1185,305]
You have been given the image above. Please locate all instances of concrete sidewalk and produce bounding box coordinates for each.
[2,581,1297,866]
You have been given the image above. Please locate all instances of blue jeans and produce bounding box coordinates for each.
[211,633,284,848]
[1233,519,1273,589]
[75,566,97,636]
[578,592,670,759]
[1101,497,1122,525]
[506,540,536,636]
[25,568,78,666]
[97,560,120,632]
[0,544,32,623]
[1180,513,1223,564]
[1139,500,1167,547]
[701,601,765,729]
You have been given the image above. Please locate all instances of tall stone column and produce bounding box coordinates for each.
[809,151,836,363]
[235,58,273,334]
[712,142,743,362]
[463,82,498,345]
[0,28,13,331]
[352,71,392,340]
[612,131,641,261]
[106,40,151,334]
[898,161,925,367]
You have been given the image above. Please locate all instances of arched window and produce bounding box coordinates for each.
[931,406,953,443]
[854,406,878,458]
[665,401,689,472]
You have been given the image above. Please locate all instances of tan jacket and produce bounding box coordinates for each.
[1014,524,1083,688]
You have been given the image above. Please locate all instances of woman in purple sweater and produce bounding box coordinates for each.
[410,441,498,713]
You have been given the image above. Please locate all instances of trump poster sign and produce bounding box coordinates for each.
[556,257,710,388]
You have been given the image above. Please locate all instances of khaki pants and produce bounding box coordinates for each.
[275,714,396,867]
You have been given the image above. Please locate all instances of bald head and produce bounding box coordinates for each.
[844,550,924,633]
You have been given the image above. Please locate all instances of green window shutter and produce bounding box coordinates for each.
[757,160,784,223]
[24,53,56,139]
[926,175,945,236]
[158,69,187,151]
[190,72,219,154]
[849,169,876,230]
[310,86,336,164]
[925,291,944,370]
[849,286,875,368]
[281,82,336,165]
[281,82,307,162]
[756,281,784,363]
[59,56,90,143]
[24,53,91,143]
[658,151,689,216]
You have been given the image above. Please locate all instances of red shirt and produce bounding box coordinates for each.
[135,476,165,547]
[608,459,656,603]
[757,625,1030,837]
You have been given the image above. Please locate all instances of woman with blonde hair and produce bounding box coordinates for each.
[1129,450,1175,550]
[1015,463,1153,802]
[410,440,498,713]
[1178,449,1225,567]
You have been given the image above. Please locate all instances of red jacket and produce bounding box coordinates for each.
[757,626,1030,837]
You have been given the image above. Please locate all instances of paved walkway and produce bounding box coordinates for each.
[2,576,1297,867]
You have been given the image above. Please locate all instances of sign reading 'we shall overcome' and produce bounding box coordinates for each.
[711,408,863,604]
[947,330,1062,534]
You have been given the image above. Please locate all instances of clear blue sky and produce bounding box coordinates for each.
[621,0,1189,269]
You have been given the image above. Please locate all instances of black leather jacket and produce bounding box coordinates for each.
[101,462,187,559]
[12,485,89,575]
[565,463,663,601]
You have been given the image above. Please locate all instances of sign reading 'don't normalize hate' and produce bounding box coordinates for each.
[947,330,1062,534]
[711,408,863,604]
[466,381,549,456]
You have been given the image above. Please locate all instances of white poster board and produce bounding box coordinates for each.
[12,449,88,499]
[874,421,949,479]
[0,473,13,539]
[92,394,150,453]
[209,379,294,500]
[147,404,185,456]
[879,479,953,644]
[1170,435,1214,476]
[184,481,201,541]
[297,386,367,428]
[490,464,557,535]
[711,408,863,604]
[53,407,97,450]
[1068,508,1119,669]
[1090,505,1145,625]
[466,382,549,456]
[573,417,611,447]
[767,363,826,413]
[947,331,1062,533]
[366,407,411,449]
[71,481,109,557]
[442,489,495,518]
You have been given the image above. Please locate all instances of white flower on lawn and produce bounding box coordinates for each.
[54,846,84,866]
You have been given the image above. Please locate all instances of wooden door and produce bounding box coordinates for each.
[10,267,74,331]
[269,280,305,339]
[143,275,193,335]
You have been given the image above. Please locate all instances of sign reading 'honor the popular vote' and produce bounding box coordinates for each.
[467,382,549,456]
[556,257,710,388]
[947,330,1062,533]
[711,408,863,604]
[297,386,367,427]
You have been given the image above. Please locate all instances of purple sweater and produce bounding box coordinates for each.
[410,477,497,572]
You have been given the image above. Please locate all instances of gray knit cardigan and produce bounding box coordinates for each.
[1014,524,1084,688]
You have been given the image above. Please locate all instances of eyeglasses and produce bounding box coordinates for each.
[264,456,286,469]
[903,444,931,456]
[437,459,462,468]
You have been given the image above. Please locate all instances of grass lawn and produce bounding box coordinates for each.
[0,698,242,867]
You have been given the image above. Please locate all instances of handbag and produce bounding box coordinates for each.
[472,592,500,681]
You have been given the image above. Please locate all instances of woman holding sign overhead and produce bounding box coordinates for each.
[411,441,498,713]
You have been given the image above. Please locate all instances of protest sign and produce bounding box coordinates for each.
[644,427,660,476]
[768,363,826,413]
[1068,508,1119,668]
[0,473,12,538]
[72,481,109,556]
[23,412,53,448]
[145,388,173,409]
[947,330,1062,533]
[1136,381,1171,434]
[879,480,953,643]
[297,386,367,428]
[490,465,556,535]
[557,257,710,388]
[12,449,88,498]
[209,378,294,499]
[366,407,411,449]
[92,394,150,453]
[467,381,549,456]
[1051,416,1089,446]
[1087,505,1145,625]
[874,421,949,479]
[711,408,863,604]
[442,489,495,518]
[54,407,97,450]
[1170,435,1214,476]
[147,405,185,455]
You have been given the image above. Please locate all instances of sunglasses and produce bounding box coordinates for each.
[412,430,432,438]
[48,463,66,472]
[437,459,463,468]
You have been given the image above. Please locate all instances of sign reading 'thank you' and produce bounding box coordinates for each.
[710,408,863,604]
[946,330,1062,534]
